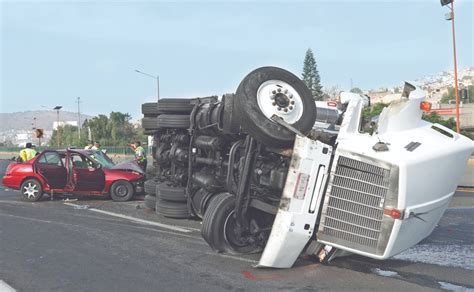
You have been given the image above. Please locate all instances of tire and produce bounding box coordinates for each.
[110,180,134,202]
[201,193,259,254]
[141,102,159,115]
[235,66,317,147]
[156,182,186,202]
[144,179,157,195]
[157,98,194,114]
[155,199,190,219]
[142,117,159,130]
[143,129,159,136]
[20,179,43,202]
[157,114,190,129]
[144,194,156,210]
[190,188,215,218]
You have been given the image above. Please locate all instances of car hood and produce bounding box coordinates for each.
[111,160,145,175]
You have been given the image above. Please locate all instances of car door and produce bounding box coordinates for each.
[36,151,67,189]
[71,153,105,192]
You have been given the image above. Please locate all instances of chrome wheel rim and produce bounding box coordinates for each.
[23,182,39,199]
[256,80,304,125]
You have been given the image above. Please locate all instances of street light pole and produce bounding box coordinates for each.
[441,0,461,133]
[54,106,62,147]
[135,69,160,100]
[450,2,460,133]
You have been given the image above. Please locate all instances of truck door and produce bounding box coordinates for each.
[36,151,67,189]
[71,153,105,192]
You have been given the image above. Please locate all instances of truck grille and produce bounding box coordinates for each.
[318,155,395,255]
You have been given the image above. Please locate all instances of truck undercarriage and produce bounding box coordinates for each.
[141,66,473,268]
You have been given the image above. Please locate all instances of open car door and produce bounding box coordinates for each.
[70,153,105,192]
[35,151,67,189]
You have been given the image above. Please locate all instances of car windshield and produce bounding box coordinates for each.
[87,150,115,169]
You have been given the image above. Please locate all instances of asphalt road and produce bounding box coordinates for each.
[0,159,473,291]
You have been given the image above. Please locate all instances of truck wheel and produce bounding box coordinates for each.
[201,193,259,254]
[156,182,186,202]
[142,117,159,130]
[20,179,43,202]
[144,194,156,210]
[144,179,158,196]
[141,102,159,115]
[157,114,190,129]
[235,67,317,147]
[110,181,134,202]
[155,199,190,218]
[157,98,194,114]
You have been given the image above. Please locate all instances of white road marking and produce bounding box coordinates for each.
[0,280,16,292]
[204,252,259,264]
[63,202,191,233]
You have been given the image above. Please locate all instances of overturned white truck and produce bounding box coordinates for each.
[142,67,473,268]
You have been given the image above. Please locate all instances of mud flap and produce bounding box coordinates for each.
[257,136,332,268]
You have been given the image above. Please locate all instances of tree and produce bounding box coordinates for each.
[441,85,473,103]
[350,87,363,94]
[302,48,323,100]
[49,111,145,147]
[323,85,342,100]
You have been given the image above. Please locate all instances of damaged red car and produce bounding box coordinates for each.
[2,149,145,202]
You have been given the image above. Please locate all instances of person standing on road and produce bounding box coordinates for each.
[91,141,101,150]
[19,142,37,162]
[84,141,93,149]
[130,141,147,172]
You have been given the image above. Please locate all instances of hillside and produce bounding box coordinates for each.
[0,110,93,132]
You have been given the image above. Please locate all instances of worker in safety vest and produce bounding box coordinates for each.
[130,141,147,172]
[19,142,37,162]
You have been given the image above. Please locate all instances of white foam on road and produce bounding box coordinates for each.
[393,244,474,270]
[63,203,191,233]
[0,280,16,292]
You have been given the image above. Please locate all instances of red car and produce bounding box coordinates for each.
[2,149,145,202]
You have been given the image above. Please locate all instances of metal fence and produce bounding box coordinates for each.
[0,146,136,155]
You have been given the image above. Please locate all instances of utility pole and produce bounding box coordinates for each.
[77,97,82,140]
[440,0,461,133]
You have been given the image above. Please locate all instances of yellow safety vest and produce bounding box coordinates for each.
[20,148,37,162]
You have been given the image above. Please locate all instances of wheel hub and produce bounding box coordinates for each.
[23,183,39,199]
[257,80,303,124]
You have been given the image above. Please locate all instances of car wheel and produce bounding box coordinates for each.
[141,102,159,115]
[144,179,158,196]
[156,182,186,202]
[201,193,260,254]
[157,98,194,114]
[20,179,43,202]
[144,194,156,210]
[110,180,134,202]
[157,114,190,129]
[235,66,317,147]
[155,199,190,219]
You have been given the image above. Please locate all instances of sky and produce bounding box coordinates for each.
[1,0,473,120]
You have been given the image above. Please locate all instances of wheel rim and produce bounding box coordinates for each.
[115,185,129,197]
[256,80,304,125]
[223,211,252,249]
[23,182,39,200]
